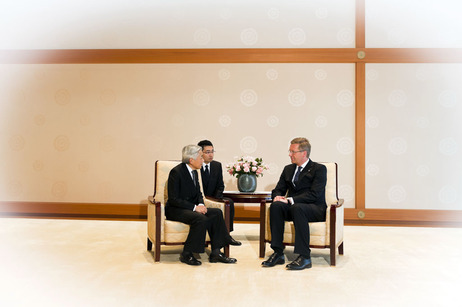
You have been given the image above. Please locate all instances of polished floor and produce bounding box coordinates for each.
[1,218,461,306]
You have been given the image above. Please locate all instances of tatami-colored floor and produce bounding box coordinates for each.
[1,218,461,306]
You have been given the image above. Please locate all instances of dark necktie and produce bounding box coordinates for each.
[293,166,302,186]
[203,165,210,190]
[192,170,198,186]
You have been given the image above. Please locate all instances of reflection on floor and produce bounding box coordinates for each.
[1,218,461,306]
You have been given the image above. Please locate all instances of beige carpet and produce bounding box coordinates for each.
[1,218,461,306]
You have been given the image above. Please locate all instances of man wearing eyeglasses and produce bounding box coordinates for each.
[262,137,327,270]
[197,140,241,246]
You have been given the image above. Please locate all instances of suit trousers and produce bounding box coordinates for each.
[165,206,229,253]
[269,201,326,257]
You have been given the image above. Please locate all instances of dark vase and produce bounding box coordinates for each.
[237,173,257,192]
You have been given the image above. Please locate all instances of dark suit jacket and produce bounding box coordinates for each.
[166,163,203,211]
[200,160,225,198]
[271,160,327,207]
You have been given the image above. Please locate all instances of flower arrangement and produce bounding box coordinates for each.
[226,156,268,178]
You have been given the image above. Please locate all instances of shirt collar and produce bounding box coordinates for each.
[186,164,194,174]
[298,159,310,170]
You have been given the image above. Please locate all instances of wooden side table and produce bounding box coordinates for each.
[222,191,271,223]
[223,191,271,257]
[222,191,271,204]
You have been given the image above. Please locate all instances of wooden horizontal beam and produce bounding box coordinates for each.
[0,48,357,64]
[361,48,462,63]
[0,201,147,221]
[235,204,260,223]
[235,206,462,227]
[2,201,462,227]
[344,208,462,227]
[2,48,462,64]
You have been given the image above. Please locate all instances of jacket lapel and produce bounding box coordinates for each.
[287,164,297,188]
[291,160,313,189]
[181,163,196,188]
[298,160,313,181]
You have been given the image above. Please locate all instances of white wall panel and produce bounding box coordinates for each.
[366,64,462,209]
[366,0,462,48]
[0,0,355,49]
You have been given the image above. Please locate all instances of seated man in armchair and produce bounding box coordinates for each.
[165,144,237,266]
[262,137,327,270]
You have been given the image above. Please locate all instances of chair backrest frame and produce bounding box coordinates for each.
[319,162,339,206]
[153,160,181,204]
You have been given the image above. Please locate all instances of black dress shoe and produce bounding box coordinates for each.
[209,253,237,263]
[286,255,312,270]
[228,237,242,246]
[261,252,285,267]
[180,253,202,266]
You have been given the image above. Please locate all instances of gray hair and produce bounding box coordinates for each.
[182,145,202,163]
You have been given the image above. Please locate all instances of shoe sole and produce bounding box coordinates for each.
[181,262,201,266]
[286,263,312,270]
[209,259,237,264]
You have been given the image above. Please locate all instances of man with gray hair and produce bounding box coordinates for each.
[165,144,237,266]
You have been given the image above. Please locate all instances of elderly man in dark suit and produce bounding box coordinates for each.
[262,137,327,270]
[165,144,237,266]
[197,140,241,246]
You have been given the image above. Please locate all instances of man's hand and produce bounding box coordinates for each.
[273,196,288,203]
[195,204,207,214]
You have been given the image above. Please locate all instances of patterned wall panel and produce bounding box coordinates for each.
[366,64,462,210]
[0,64,356,206]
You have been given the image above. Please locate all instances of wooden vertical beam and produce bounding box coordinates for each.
[355,63,366,211]
[356,0,366,48]
[355,0,366,212]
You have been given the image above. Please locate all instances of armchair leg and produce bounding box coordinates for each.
[259,200,266,258]
[259,241,266,258]
[339,241,344,255]
[224,245,229,258]
[330,243,336,266]
[223,199,230,258]
[155,241,161,262]
[147,238,153,251]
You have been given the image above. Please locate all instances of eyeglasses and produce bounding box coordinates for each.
[288,150,304,154]
[203,150,215,154]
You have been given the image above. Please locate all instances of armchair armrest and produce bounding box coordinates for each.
[332,199,344,208]
[204,196,225,209]
[204,197,231,232]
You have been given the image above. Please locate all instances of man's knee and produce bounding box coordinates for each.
[191,212,208,225]
[270,201,287,214]
[207,207,223,217]
[290,202,304,213]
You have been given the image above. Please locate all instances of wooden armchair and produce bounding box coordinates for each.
[259,162,344,266]
[147,160,230,261]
